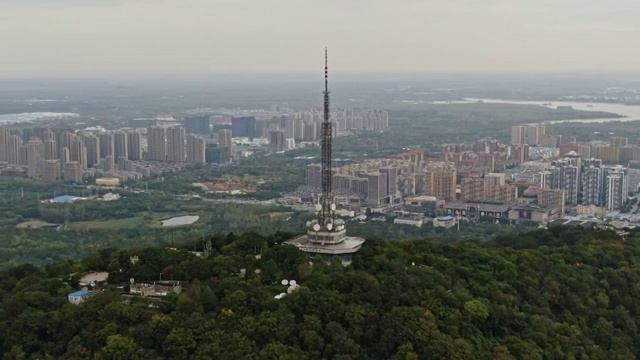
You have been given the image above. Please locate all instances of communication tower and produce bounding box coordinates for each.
[285,48,365,265]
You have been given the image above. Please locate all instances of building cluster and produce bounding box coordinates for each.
[305,146,522,210]
[538,154,629,210]
[300,123,640,227]
[213,109,389,156]
[0,124,207,182]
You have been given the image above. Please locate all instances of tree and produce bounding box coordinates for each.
[258,342,308,360]
[94,335,145,360]
[464,299,490,322]
[163,328,196,360]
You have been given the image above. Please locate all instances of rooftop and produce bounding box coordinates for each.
[436,216,454,221]
[68,290,93,297]
[52,195,85,203]
[286,234,365,255]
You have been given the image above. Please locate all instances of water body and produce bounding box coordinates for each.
[161,215,200,227]
[0,112,80,124]
[463,98,640,124]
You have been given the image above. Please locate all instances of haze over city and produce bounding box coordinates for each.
[2,0,640,76]
[6,1,640,359]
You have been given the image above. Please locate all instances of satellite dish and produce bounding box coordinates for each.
[330,204,336,211]
[326,223,333,230]
[306,221,311,227]
[313,224,321,231]
[130,278,134,284]
[289,280,297,286]
[281,279,289,286]
[315,204,322,211]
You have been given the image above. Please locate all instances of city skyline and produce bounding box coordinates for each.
[2,0,640,76]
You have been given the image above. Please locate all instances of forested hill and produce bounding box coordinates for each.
[1,226,639,359]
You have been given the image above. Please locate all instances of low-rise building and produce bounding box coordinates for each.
[508,206,559,223]
[433,215,457,229]
[394,216,424,227]
[68,290,98,304]
[130,281,182,297]
[444,200,512,220]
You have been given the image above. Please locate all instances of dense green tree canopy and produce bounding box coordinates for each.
[1,226,640,359]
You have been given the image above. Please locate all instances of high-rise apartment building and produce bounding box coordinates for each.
[231,116,256,138]
[510,145,530,164]
[303,122,317,141]
[26,138,44,178]
[379,167,398,202]
[60,147,70,166]
[540,135,561,148]
[166,127,186,162]
[538,188,566,215]
[367,172,388,207]
[63,161,83,183]
[424,162,457,201]
[218,129,232,148]
[512,125,545,146]
[43,160,61,181]
[306,164,322,188]
[511,126,526,145]
[461,173,517,202]
[268,130,286,152]
[43,139,57,161]
[42,128,56,142]
[103,155,115,172]
[59,131,75,150]
[0,127,9,162]
[186,134,206,164]
[184,115,211,134]
[99,133,115,160]
[293,118,305,141]
[581,158,603,206]
[147,126,167,161]
[19,144,28,166]
[114,131,128,160]
[70,137,87,169]
[6,134,21,165]
[611,137,628,148]
[84,134,100,167]
[603,166,628,211]
[126,129,143,160]
[461,176,485,200]
[546,158,580,205]
[217,129,232,163]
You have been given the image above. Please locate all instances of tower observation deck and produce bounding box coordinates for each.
[285,48,365,264]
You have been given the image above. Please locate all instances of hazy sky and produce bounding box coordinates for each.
[1,0,640,76]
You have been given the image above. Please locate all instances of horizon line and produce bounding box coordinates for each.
[2,70,640,80]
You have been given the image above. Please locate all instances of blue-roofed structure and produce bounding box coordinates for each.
[68,290,97,304]
[52,195,84,203]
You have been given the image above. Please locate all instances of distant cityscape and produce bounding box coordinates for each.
[0,107,389,183]
[298,123,640,227]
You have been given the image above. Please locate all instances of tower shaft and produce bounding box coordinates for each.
[320,47,332,225]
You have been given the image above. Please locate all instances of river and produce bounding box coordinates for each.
[463,98,640,124]
[0,112,80,124]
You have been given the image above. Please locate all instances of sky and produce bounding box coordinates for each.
[1,0,640,76]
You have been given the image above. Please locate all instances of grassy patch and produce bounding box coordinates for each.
[67,216,148,231]
[266,212,294,221]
